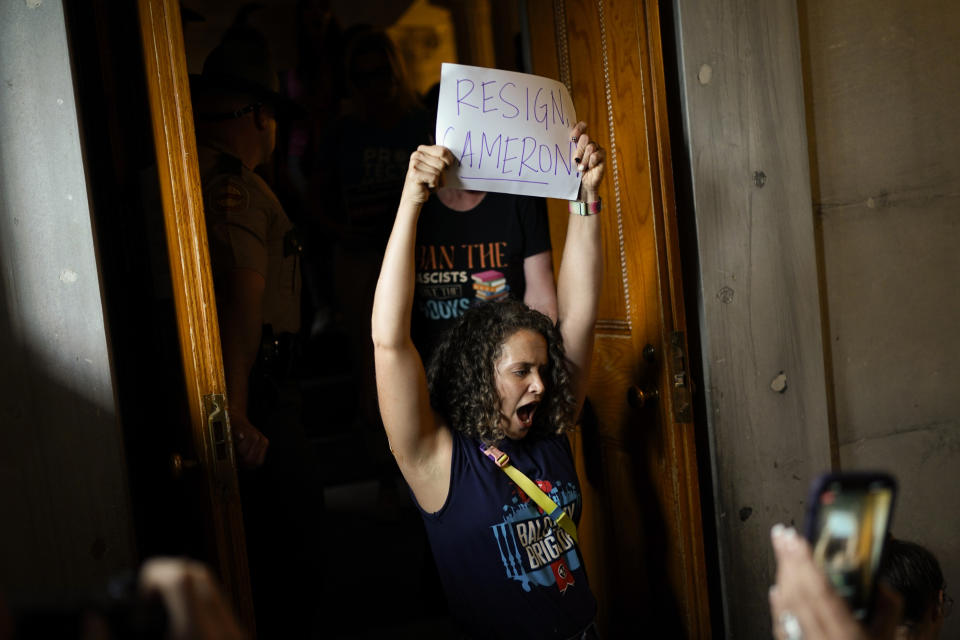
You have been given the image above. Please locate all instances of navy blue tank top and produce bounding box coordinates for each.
[418,429,597,639]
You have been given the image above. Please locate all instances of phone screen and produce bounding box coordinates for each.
[808,475,895,620]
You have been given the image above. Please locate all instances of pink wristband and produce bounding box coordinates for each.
[568,198,602,216]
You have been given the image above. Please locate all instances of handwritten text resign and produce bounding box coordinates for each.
[442,79,577,185]
[436,64,581,198]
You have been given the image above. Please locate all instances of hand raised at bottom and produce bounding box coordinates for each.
[230,412,268,469]
[140,557,248,640]
[769,524,902,640]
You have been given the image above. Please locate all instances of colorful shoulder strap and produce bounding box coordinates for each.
[480,445,579,544]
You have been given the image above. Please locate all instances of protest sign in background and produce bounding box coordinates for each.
[435,63,581,200]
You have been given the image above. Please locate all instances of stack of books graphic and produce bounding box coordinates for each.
[472,270,510,302]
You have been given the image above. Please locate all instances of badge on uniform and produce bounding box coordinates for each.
[212,177,249,213]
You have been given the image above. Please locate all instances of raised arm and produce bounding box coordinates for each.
[372,145,455,510]
[556,122,605,415]
[523,250,558,322]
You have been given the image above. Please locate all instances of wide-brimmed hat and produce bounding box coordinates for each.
[191,28,301,117]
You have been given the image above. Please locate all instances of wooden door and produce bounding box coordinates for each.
[136,0,255,631]
[528,1,711,636]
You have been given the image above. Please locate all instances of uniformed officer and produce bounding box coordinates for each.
[192,26,323,638]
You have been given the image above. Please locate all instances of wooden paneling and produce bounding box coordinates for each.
[136,0,254,630]
[527,0,574,294]
[672,0,833,636]
[531,1,711,636]
[442,0,497,68]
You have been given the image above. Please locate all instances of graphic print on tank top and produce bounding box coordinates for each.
[493,477,582,594]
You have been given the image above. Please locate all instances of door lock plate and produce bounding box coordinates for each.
[669,332,693,423]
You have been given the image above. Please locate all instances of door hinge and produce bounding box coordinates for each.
[668,332,693,423]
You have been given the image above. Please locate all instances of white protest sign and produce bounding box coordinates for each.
[435,63,581,200]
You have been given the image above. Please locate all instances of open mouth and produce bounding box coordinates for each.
[516,402,539,428]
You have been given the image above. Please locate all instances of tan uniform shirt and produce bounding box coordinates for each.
[198,144,301,334]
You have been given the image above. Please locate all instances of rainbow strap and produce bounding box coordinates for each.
[480,445,579,544]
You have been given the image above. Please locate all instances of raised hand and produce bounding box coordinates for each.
[570,121,606,201]
[400,145,456,207]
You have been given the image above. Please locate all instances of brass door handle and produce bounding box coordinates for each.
[627,385,659,409]
[170,453,199,479]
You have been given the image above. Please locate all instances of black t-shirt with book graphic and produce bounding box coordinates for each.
[412,192,552,362]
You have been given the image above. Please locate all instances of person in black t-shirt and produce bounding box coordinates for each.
[412,188,556,362]
[413,82,557,363]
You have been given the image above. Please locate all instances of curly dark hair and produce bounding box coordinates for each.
[879,538,946,627]
[426,299,576,444]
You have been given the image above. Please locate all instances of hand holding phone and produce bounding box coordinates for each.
[769,523,904,640]
[803,472,897,621]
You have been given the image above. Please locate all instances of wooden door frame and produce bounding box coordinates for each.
[136,0,254,630]
[528,0,712,635]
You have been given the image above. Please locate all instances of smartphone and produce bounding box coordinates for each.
[803,471,897,621]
